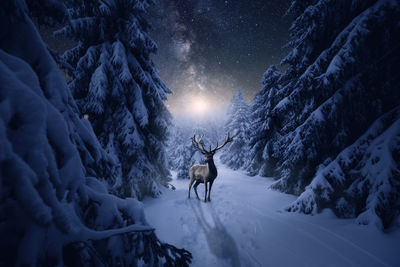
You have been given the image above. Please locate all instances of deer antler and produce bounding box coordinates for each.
[210,133,234,153]
[191,135,208,154]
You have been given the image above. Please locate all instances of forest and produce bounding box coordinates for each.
[0,0,399,266]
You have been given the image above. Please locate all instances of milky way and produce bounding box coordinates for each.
[149,0,292,116]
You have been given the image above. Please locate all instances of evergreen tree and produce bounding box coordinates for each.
[256,0,400,229]
[167,125,185,170]
[244,65,281,176]
[175,140,199,179]
[167,119,220,179]
[288,108,400,229]
[167,125,199,179]
[56,0,172,199]
[0,1,191,265]
[220,89,249,170]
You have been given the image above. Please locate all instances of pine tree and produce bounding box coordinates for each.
[167,125,199,179]
[260,0,400,229]
[0,1,191,265]
[167,125,185,170]
[175,140,199,179]
[56,0,172,199]
[167,119,221,179]
[244,65,281,176]
[220,89,249,170]
[287,108,400,229]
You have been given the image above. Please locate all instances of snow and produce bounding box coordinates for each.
[57,0,172,199]
[144,158,400,267]
[221,89,249,170]
[286,108,400,229]
[0,4,191,264]
[262,0,400,224]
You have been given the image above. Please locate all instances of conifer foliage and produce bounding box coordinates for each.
[0,0,191,265]
[220,89,249,170]
[168,122,219,179]
[245,66,281,176]
[247,0,400,229]
[57,0,172,199]
[167,125,197,180]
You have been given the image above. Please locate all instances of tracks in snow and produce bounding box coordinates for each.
[143,164,398,267]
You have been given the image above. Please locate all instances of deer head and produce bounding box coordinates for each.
[191,133,234,163]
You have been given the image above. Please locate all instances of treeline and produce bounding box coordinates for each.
[219,0,400,230]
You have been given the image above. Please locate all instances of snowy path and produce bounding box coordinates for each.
[143,161,400,267]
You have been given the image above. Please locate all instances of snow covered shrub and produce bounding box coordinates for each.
[0,1,191,265]
[56,0,172,199]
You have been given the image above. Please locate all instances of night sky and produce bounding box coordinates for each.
[39,0,293,117]
[149,0,292,116]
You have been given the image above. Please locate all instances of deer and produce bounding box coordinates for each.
[188,133,234,202]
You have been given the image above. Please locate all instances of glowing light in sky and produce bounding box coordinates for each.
[191,97,209,115]
[163,62,236,118]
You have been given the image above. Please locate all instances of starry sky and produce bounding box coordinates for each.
[149,0,292,116]
[39,0,293,117]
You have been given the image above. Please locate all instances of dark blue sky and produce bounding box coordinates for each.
[39,0,293,116]
[149,0,292,115]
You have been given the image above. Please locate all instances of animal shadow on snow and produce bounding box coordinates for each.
[189,200,241,267]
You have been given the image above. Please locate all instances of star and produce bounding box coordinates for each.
[149,0,292,116]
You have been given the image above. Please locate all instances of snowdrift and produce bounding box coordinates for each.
[243,0,400,229]
[0,4,190,265]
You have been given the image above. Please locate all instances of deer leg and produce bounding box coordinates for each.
[193,180,201,200]
[204,181,208,202]
[208,180,214,201]
[188,178,195,199]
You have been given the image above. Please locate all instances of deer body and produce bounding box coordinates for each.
[188,134,233,202]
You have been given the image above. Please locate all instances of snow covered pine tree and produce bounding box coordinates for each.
[175,141,199,180]
[220,89,249,170]
[56,0,172,199]
[167,123,216,180]
[253,0,400,229]
[244,65,281,176]
[0,0,191,265]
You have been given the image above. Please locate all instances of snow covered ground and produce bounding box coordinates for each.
[143,159,400,267]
